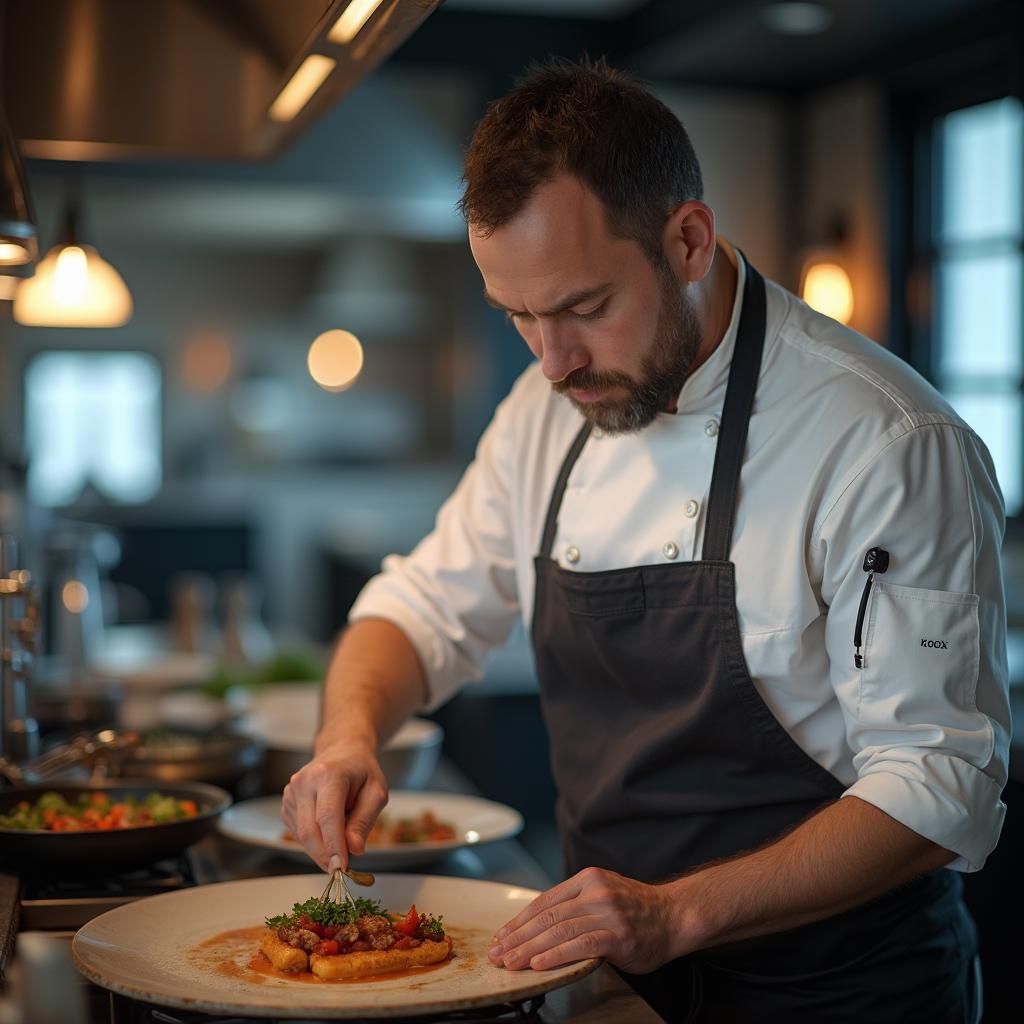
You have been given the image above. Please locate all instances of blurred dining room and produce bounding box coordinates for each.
[0,1,1021,1022]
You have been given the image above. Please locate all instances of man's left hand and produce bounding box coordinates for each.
[487,866,688,974]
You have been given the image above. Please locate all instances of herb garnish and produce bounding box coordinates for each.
[265,896,384,930]
[418,913,445,940]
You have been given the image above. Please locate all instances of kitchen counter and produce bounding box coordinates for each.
[1,758,665,1024]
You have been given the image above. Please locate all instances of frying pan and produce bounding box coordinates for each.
[0,779,231,875]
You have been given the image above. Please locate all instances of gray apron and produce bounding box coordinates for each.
[530,257,980,1022]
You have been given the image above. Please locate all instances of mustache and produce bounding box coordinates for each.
[553,366,635,394]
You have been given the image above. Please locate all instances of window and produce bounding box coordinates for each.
[931,97,1024,514]
[25,351,162,506]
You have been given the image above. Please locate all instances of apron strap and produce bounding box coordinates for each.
[701,255,767,562]
[539,419,593,558]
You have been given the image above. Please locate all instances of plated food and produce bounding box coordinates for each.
[218,791,524,870]
[259,894,451,980]
[0,789,200,831]
[72,874,601,1019]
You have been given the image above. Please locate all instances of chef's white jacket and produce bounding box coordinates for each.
[351,251,1011,872]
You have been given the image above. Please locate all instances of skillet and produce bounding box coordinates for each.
[0,779,231,875]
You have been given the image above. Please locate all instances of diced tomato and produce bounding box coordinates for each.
[393,936,415,950]
[350,940,371,952]
[179,799,197,816]
[297,915,331,938]
[90,792,110,807]
[314,940,339,956]
[394,905,419,937]
[42,808,57,825]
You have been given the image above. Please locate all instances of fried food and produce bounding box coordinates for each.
[260,895,450,982]
[310,936,452,979]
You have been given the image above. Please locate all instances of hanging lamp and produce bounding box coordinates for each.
[0,104,37,272]
[13,195,133,328]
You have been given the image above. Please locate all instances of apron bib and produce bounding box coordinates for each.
[530,256,979,1023]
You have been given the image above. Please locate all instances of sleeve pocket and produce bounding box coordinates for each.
[861,581,981,715]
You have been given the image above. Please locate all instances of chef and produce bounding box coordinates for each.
[283,58,1009,1022]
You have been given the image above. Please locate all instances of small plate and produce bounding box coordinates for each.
[218,792,524,870]
[72,873,600,1019]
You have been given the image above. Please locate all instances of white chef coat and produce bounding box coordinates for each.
[350,248,1011,872]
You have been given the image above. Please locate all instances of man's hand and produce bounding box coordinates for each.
[487,867,689,974]
[281,740,389,872]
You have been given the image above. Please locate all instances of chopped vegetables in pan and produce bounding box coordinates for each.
[0,791,200,831]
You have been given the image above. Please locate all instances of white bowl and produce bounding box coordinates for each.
[242,684,443,792]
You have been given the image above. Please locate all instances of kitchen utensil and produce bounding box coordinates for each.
[72,873,601,1019]
[0,779,231,874]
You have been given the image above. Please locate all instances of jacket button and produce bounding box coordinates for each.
[684,499,699,518]
[663,542,679,560]
[704,418,719,437]
[565,545,580,564]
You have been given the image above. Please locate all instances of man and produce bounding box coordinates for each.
[283,58,1008,1021]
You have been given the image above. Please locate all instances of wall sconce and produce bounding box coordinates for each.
[800,214,854,325]
[13,193,132,328]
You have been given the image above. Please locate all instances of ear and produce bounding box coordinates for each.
[661,200,716,284]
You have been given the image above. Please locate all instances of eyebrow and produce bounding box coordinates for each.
[483,284,612,318]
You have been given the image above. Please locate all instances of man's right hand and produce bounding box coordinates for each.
[281,740,389,871]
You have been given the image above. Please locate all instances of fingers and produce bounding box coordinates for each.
[344,777,388,855]
[499,919,613,971]
[492,876,583,944]
[315,778,352,870]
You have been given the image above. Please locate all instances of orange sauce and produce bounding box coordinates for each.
[191,926,454,986]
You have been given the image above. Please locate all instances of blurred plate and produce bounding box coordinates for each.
[218,791,523,870]
[73,873,598,1019]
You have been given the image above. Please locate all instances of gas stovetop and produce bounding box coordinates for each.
[19,854,197,931]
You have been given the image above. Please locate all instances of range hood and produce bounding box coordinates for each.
[1,0,443,161]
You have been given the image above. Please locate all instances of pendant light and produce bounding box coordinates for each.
[13,195,133,328]
[0,104,38,271]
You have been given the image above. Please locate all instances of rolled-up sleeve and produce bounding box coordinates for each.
[816,421,1010,871]
[348,383,524,712]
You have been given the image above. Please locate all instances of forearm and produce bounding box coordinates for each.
[671,796,956,956]
[315,618,428,755]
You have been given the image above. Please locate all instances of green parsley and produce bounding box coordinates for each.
[265,896,384,931]
[418,913,445,940]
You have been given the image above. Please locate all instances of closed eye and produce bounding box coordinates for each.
[573,300,608,322]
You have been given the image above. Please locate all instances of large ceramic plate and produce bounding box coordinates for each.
[218,792,524,870]
[72,874,600,1019]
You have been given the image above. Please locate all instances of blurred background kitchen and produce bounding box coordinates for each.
[0,0,1020,1009]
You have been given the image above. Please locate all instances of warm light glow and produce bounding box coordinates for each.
[0,241,31,265]
[62,580,89,614]
[0,276,19,301]
[465,830,481,844]
[328,0,386,43]
[268,54,336,122]
[182,329,233,393]
[13,243,133,327]
[307,329,364,392]
[801,261,854,324]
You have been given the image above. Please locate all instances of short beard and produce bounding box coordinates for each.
[553,265,702,435]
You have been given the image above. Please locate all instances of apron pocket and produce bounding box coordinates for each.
[860,581,981,714]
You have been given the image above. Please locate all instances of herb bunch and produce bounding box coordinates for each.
[265,896,384,930]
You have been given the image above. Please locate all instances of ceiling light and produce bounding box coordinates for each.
[328,0,386,44]
[13,202,132,327]
[762,2,833,35]
[308,329,364,392]
[268,54,336,122]
[1,106,38,266]
[801,262,853,324]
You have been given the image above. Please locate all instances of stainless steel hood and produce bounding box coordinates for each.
[1,0,443,162]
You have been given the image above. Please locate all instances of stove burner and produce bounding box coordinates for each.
[19,854,196,931]
[109,993,546,1024]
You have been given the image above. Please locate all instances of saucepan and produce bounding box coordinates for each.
[0,779,231,875]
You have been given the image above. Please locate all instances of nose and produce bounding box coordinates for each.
[535,320,587,384]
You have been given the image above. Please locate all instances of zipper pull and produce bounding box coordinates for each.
[854,547,889,669]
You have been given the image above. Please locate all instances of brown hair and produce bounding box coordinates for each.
[458,56,704,262]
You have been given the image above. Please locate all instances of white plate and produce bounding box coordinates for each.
[72,873,599,1019]
[218,792,524,870]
